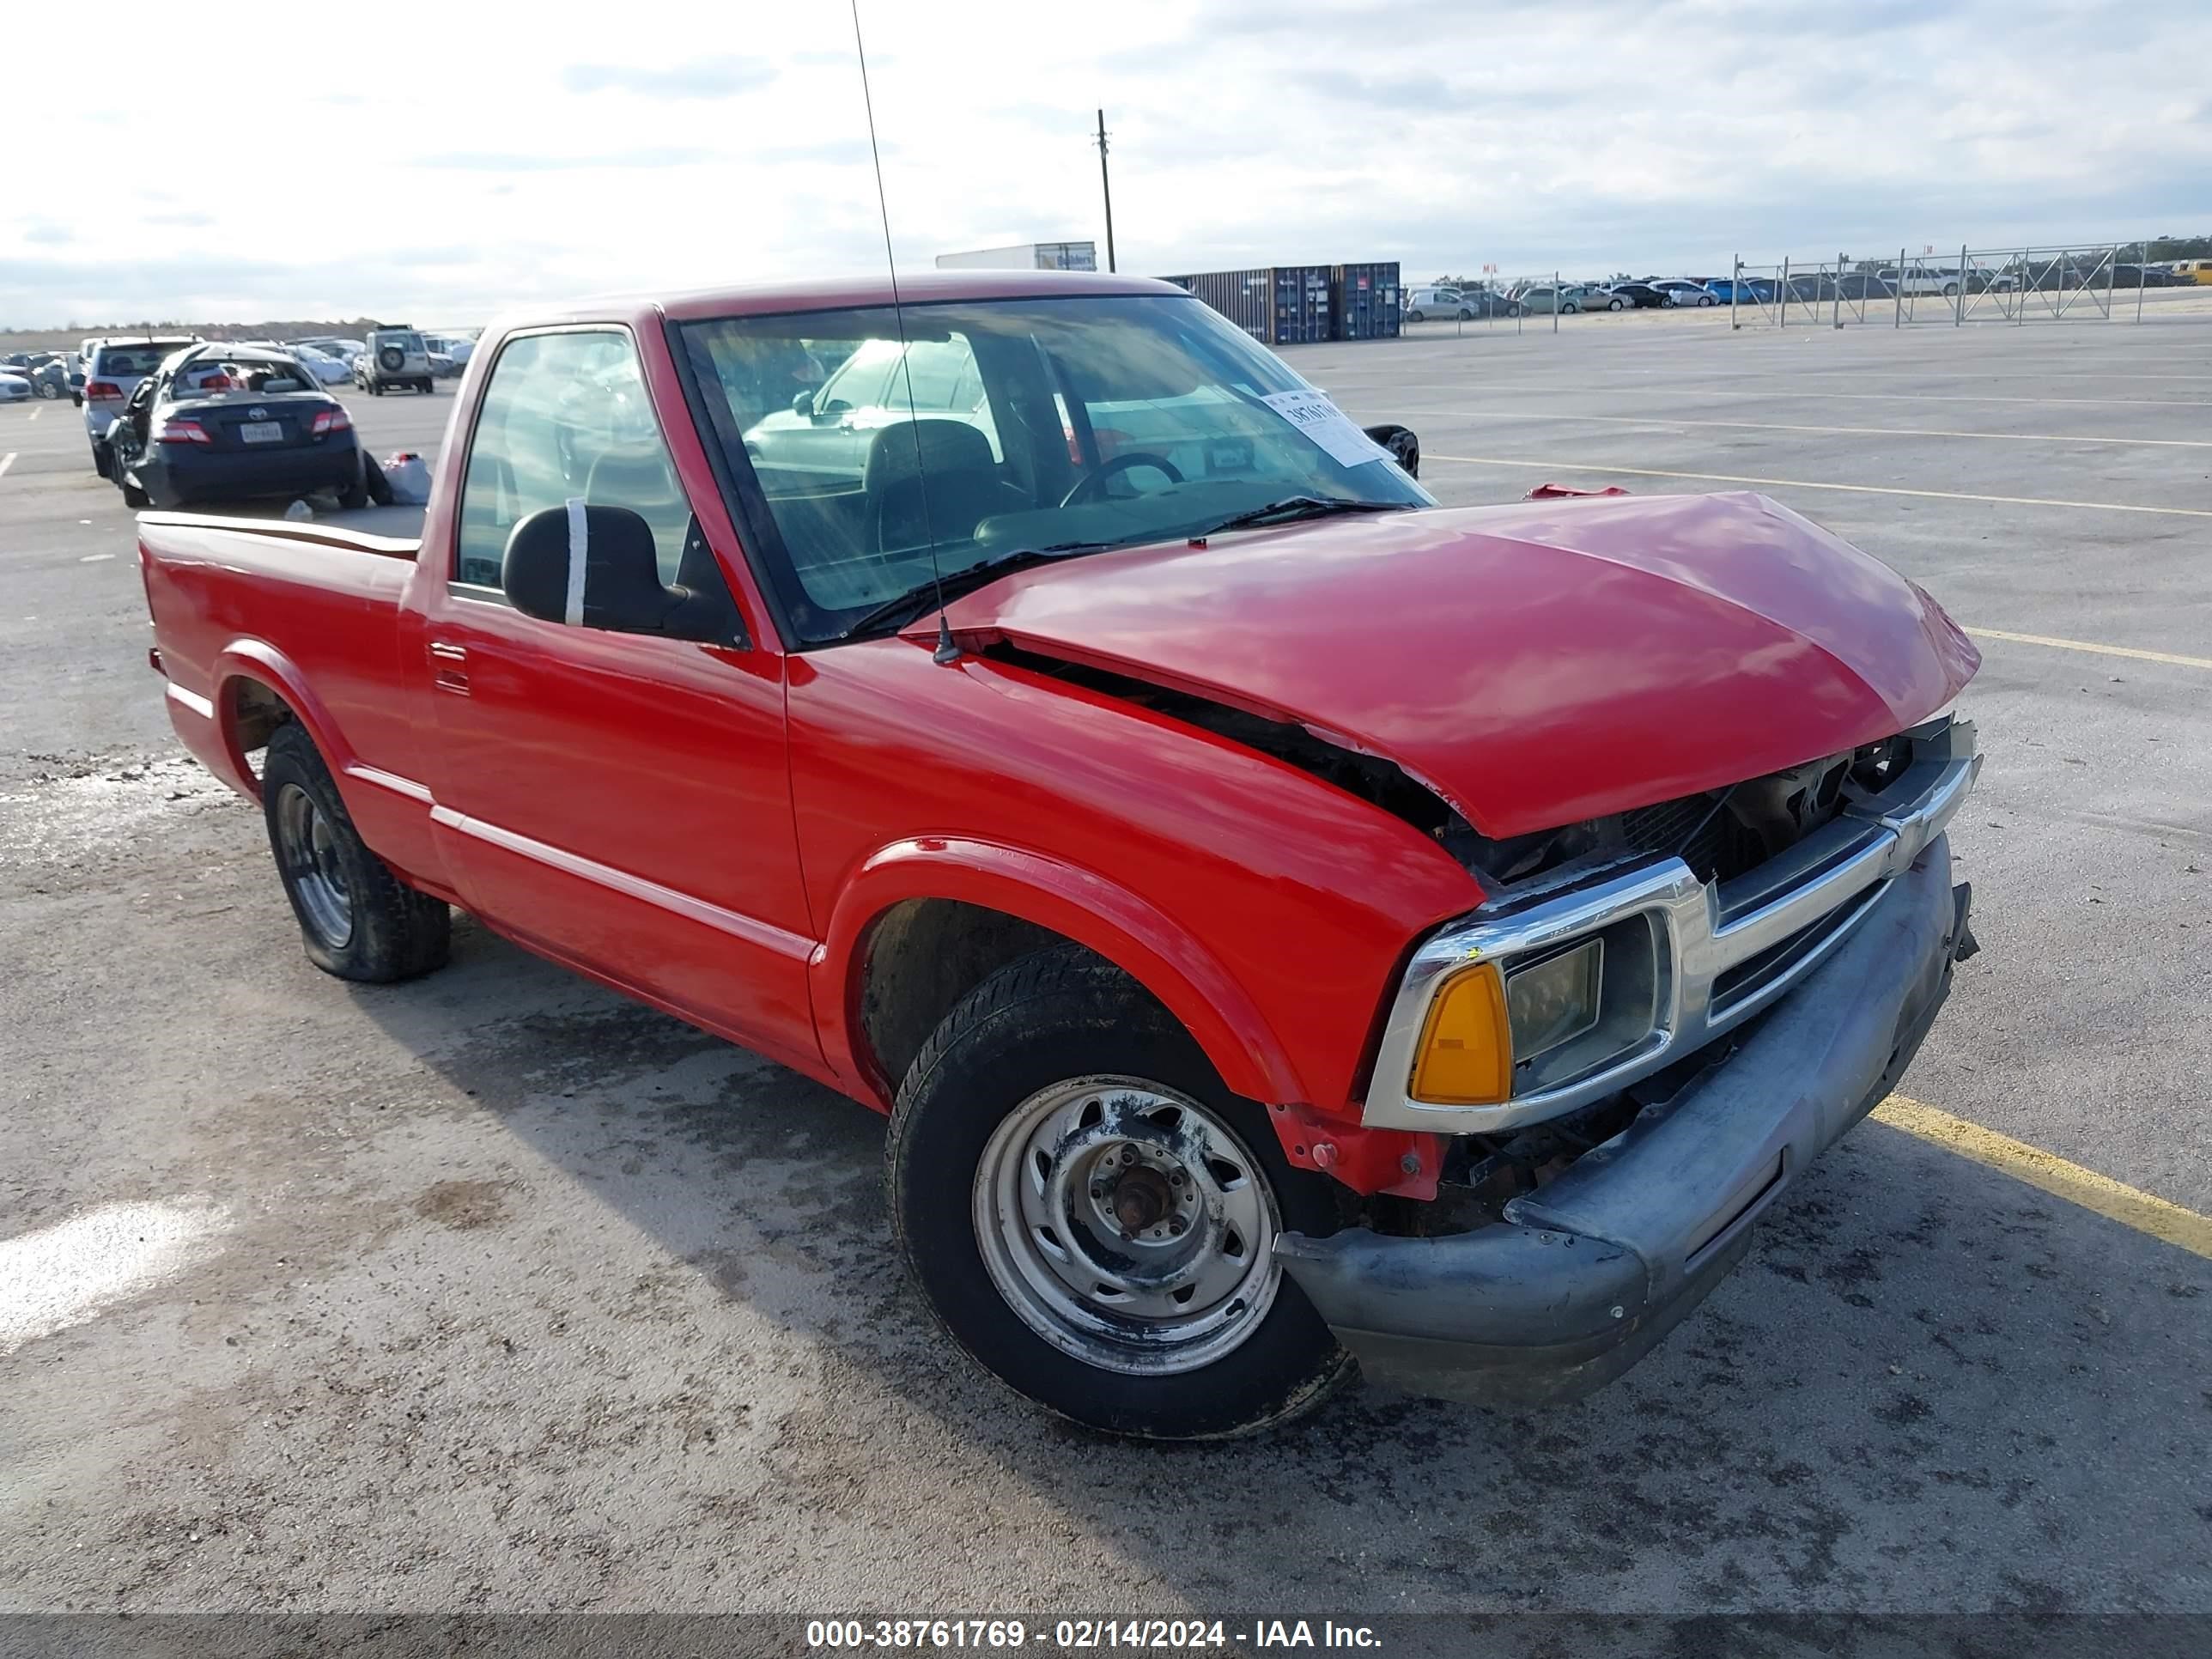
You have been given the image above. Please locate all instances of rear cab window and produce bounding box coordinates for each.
[453,328,702,594]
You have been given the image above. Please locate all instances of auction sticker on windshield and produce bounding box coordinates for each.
[1259,388,1392,468]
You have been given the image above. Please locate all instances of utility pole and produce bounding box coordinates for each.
[1094,109,1116,272]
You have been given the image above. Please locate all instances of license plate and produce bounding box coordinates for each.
[240,421,283,444]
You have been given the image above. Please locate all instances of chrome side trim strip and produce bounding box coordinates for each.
[344,763,434,805]
[165,683,216,720]
[428,804,816,962]
[1363,717,1978,1134]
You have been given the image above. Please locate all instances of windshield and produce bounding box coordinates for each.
[681,294,1431,644]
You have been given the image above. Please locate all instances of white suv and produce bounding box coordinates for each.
[82,337,198,477]
[356,328,435,396]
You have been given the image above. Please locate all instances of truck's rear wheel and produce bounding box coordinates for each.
[888,945,1352,1440]
[262,722,449,981]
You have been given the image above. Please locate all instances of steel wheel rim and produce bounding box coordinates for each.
[276,783,353,949]
[972,1076,1283,1376]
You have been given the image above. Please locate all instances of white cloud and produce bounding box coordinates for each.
[3,0,2206,325]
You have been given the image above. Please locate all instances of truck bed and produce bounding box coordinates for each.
[139,509,430,841]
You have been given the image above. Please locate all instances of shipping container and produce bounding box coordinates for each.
[1328,262,1401,340]
[933,240,1099,271]
[1162,264,1334,345]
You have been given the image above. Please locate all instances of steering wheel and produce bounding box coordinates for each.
[1060,450,1184,507]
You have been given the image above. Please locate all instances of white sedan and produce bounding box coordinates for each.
[293,347,354,386]
[0,373,32,404]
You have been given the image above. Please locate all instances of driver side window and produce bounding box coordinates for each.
[454,330,698,592]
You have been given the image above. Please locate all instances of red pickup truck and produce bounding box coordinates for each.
[138,270,1982,1440]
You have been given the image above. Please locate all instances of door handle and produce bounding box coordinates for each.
[428,641,470,695]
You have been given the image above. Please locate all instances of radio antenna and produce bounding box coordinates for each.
[850,0,958,665]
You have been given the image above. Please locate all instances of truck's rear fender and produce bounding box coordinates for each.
[201,641,448,895]
[816,842,1445,1198]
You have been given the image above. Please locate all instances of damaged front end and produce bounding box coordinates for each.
[1270,716,1984,1407]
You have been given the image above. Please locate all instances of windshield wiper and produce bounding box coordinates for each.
[839,542,1113,640]
[1197,496,1413,536]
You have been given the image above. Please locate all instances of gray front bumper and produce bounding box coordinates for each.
[1275,835,1971,1408]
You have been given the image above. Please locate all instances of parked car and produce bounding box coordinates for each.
[2172,260,2212,285]
[1402,287,1472,323]
[355,327,435,395]
[1874,267,1968,297]
[1702,277,1777,305]
[82,336,200,477]
[134,269,1982,1443]
[106,343,367,511]
[1603,283,1667,309]
[292,346,355,386]
[1510,283,1589,313]
[423,332,475,369]
[1583,287,1630,312]
[1647,279,1718,307]
[0,372,31,405]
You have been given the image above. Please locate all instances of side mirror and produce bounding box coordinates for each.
[1364,423,1419,478]
[500,502,737,645]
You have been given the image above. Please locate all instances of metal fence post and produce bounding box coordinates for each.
[2020,247,2029,325]
[1956,242,1966,325]
[1779,256,1790,328]
[1834,253,1844,328]
[2137,240,2147,323]
[1731,256,1741,330]
[1553,270,1560,335]
[1893,247,1905,327]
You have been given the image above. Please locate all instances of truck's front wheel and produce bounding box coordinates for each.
[889,945,1352,1440]
[262,722,451,982]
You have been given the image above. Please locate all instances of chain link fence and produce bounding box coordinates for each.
[1723,241,2186,330]
[1389,240,2206,343]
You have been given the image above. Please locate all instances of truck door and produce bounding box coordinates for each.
[417,325,821,1074]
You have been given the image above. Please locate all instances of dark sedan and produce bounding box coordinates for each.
[107,344,368,510]
[1604,283,1668,309]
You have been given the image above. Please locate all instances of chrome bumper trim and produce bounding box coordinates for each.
[1362,717,1979,1134]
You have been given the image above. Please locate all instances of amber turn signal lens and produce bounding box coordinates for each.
[1409,962,1513,1104]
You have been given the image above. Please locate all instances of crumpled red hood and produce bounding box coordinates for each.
[937,491,1979,839]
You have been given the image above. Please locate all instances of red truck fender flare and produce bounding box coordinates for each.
[813,836,1309,1112]
[209,640,356,799]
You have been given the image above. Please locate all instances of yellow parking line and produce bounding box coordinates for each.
[1967,627,2212,671]
[1422,453,2212,518]
[1873,1097,2212,1261]
[1434,409,2212,449]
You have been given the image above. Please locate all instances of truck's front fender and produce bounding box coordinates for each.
[814,836,1306,1113]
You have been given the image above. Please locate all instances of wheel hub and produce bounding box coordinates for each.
[972,1077,1285,1376]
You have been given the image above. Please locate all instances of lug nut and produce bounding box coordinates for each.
[1399,1152,1422,1176]
[1169,1217,1186,1235]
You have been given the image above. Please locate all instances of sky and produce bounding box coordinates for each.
[3,0,2208,329]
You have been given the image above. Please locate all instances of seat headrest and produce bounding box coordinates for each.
[864,418,994,486]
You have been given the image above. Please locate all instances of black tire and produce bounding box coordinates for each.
[888,944,1353,1442]
[1404,308,1425,324]
[363,450,394,506]
[262,721,450,982]
[120,473,149,509]
[92,440,113,480]
[1607,297,1625,311]
[36,380,58,400]
[1698,293,1717,307]
[336,450,370,510]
